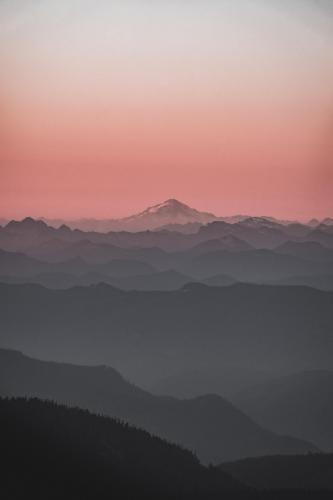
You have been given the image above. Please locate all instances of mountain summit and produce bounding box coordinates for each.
[121,198,217,231]
[38,199,218,232]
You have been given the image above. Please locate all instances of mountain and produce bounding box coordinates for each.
[195,220,306,249]
[36,203,299,233]
[2,221,330,284]
[0,212,321,255]
[1,397,243,500]
[0,216,192,253]
[116,199,217,231]
[0,282,332,395]
[3,200,313,238]
[220,454,333,490]
[40,199,218,232]
[0,348,318,464]
[230,370,333,452]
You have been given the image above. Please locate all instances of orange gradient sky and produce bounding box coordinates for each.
[1,0,333,220]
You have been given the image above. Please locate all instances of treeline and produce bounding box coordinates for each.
[1,397,240,500]
[1,397,332,500]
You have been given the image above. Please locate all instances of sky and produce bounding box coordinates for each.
[1,0,332,220]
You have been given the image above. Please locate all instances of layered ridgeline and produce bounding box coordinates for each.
[230,371,333,452]
[3,398,332,500]
[9,198,332,233]
[1,397,242,500]
[0,206,333,290]
[0,282,332,388]
[0,349,317,464]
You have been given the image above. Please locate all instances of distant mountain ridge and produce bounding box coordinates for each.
[2,199,333,233]
[1,210,333,292]
[231,370,333,452]
[13,198,328,232]
[1,282,332,387]
[2,209,333,255]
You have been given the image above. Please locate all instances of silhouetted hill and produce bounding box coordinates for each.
[0,349,318,464]
[231,371,333,451]
[220,454,333,490]
[0,283,332,388]
[1,397,242,500]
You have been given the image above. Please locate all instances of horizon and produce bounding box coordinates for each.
[0,195,332,225]
[0,197,333,224]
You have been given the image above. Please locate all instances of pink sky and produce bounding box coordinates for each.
[1,0,332,220]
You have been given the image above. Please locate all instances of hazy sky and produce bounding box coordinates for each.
[1,0,332,220]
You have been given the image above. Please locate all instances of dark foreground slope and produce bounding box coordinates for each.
[0,397,240,500]
[1,398,331,500]
[220,454,333,490]
[0,349,317,464]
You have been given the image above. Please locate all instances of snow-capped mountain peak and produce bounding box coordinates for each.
[121,199,217,230]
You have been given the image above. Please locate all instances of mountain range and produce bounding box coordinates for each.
[1,213,333,291]
[1,199,333,495]
[3,199,333,234]
[0,348,317,464]
[1,397,242,500]
[1,282,332,388]
[231,370,333,452]
[34,199,294,232]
